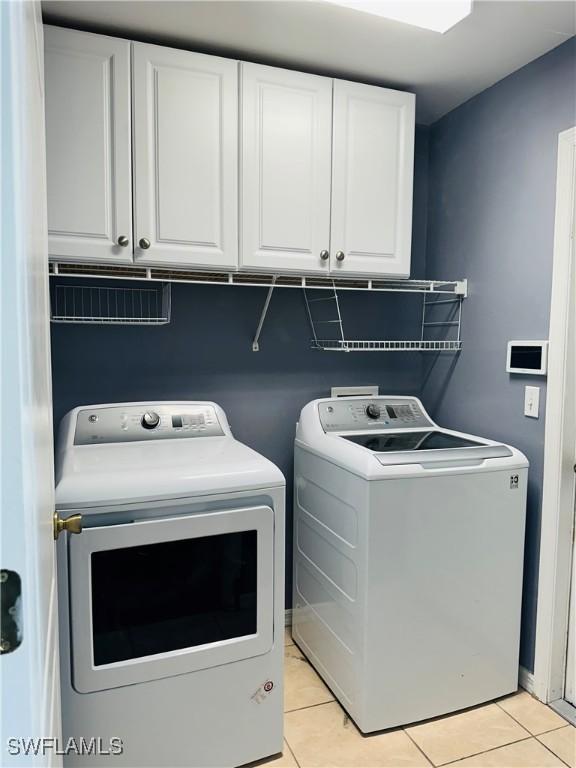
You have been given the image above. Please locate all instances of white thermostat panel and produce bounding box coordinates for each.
[506,341,548,375]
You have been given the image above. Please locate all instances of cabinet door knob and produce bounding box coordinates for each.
[117,235,129,247]
[320,250,329,261]
[139,237,151,250]
[336,250,345,262]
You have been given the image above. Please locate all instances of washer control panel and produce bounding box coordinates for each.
[74,404,224,445]
[319,398,433,432]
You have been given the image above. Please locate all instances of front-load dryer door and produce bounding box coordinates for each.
[67,505,274,693]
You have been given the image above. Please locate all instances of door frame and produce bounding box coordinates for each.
[533,126,576,713]
[0,1,61,763]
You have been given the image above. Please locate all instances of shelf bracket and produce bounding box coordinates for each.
[455,279,468,298]
[252,280,276,352]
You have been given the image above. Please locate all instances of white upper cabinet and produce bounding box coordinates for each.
[330,81,415,278]
[44,27,132,262]
[240,63,332,273]
[44,27,416,278]
[132,43,238,268]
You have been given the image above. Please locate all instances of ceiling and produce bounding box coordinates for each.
[41,0,575,124]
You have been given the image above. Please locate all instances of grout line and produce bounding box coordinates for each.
[437,735,535,766]
[535,727,573,768]
[401,700,516,731]
[493,699,538,734]
[284,698,336,715]
[494,699,570,737]
[403,729,434,766]
[526,722,570,736]
[282,737,301,768]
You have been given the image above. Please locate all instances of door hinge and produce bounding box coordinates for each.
[0,570,22,654]
[53,511,82,540]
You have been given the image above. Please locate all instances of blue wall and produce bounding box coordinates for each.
[423,38,576,671]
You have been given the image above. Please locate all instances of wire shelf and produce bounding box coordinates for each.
[313,340,464,352]
[303,281,464,353]
[48,263,467,349]
[50,283,171,325]
[49,263,467,296]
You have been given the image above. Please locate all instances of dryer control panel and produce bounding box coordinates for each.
[74,404,224,445]
[319,398,433,432]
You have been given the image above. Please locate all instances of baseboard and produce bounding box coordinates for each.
[519,665,534,694]
[285,608,292,627]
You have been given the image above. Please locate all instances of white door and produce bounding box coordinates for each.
[330,80,415,278]
[132,43,238,269]
[67,505,274,693]
[1,3,61,765]
[566,484,575,705]
[44,26,132,263]
[240,63,332,274]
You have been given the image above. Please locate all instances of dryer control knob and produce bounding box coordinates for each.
[366,404,381,420]
[141,411,160,429]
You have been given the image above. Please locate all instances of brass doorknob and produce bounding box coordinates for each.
[335,251,345,261]
[139,237,151,250]
[53,512,82,541]
[117,235,129,247]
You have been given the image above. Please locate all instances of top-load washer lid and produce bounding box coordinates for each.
[55,402,285,510]
[343,431,483,452]
[342,429,512,466]
[294,396,527,479]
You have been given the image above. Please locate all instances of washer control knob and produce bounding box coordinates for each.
[141,411,160,429]
[366,404,381,420]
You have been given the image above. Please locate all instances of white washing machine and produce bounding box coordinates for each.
[55,402,285,767]
[293,395,528,733]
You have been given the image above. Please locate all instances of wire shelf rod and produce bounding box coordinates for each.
[49,264,467,296]
[307,295,339,303]
[423,321,460,327]
[251,279,276,352]
[423,297,463,305]
[313,339,463,352]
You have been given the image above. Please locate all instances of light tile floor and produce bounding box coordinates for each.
[253,629,576,768]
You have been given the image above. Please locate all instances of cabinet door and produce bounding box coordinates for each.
[44,27,132,262]
[241,63,332,273]
[330,81,415,278]
[132,44,238,269]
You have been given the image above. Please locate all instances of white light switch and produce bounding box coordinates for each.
[524,386,540,418]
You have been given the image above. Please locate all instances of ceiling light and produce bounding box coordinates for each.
[326,1,474,34]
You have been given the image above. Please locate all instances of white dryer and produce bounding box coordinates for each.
[55,402,285,767]
[293,395,528,733]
